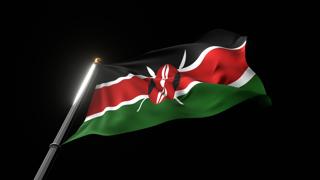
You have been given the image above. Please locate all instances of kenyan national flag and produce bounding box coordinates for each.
[66,29,271,142]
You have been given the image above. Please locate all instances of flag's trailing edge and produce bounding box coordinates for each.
[65,29,271,143]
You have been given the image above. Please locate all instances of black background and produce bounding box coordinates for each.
[15,1,284,179]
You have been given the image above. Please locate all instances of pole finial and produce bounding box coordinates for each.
[94,57,102,64]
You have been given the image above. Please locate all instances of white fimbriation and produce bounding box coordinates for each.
[228,67,255,88]
[95,73,147,89]
[85,95,149,122]
[178,41,246,72]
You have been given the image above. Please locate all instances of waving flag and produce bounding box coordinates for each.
[66,29,270,142]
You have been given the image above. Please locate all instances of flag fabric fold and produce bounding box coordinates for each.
[66,29,271,143]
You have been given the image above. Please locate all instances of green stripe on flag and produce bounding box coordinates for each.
[65,75,270,143]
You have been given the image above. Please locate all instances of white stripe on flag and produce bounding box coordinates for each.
[84,95,149,122]
[228,67,255,88]
[95,74,147,89]
[178,41,246,72]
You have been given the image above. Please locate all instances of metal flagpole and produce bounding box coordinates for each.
[34,58,102,180]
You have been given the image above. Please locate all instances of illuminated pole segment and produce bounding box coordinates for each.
[34,58,101,180]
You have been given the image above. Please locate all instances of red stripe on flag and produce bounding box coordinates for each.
[86,77,150,116]
[177,46,247,90]
[180,46,247,86]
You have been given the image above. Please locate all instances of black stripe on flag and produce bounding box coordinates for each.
[95,29,246,84]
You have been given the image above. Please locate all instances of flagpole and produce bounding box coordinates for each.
[34,58,102,180]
